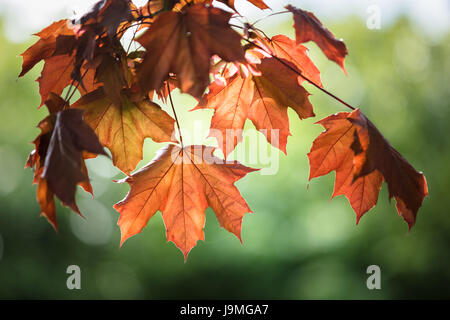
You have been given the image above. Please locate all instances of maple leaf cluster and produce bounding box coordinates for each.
[20,0,428,260]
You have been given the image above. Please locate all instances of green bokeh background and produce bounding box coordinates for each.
[0,10,449,299]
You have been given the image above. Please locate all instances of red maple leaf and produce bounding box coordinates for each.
[287,5,348,72]
[308,109,428,227]
[195,56,314,157]
[137,3,245,98]
[114,145,258,259]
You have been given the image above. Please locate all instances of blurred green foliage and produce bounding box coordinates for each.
[0,15,449,299]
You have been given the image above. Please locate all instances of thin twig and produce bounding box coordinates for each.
[64,68,89,108]
[167,82,184,147]
[63,77,77,103]
[126,26,138,54]
[250,10,290,27]
[117,22,152,39]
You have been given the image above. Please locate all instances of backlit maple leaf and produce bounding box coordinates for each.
[114,144,258,259]
[42,109,107,212]
[77,0,133,38]
[37,54,98,108]
[287,5,348,72]
[261,34,323,87]
[349,110,428,228]
[19,20,74,78]
[71,88,176,174]
[195,57,314,157]
[26,95,107,229]
[18,19,102,107]
[308,109,428,227]
[137,3,245,98]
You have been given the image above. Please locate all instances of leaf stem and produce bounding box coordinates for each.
[167,82,184,148]
[250,10,290,27]
[126,26,138,54]
[63,68,89,108]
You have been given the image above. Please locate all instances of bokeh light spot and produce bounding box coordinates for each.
[70,199,113,246]
[0,146,22,195]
